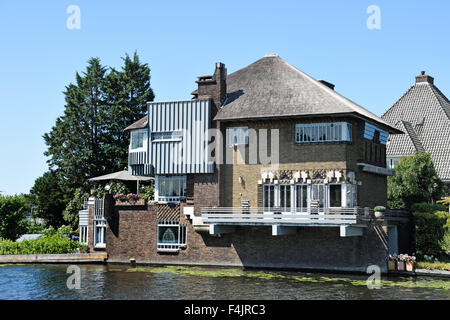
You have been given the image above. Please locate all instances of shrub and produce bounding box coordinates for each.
[139,184,154,201]
[0,233,86,255]
[374,206,386,212]
[413,211,450,256]
[411,202,446,213]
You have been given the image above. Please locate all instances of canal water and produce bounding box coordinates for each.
[0,264,448,300]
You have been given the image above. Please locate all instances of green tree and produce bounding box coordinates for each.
[0,195,29,240]
[388,153,444,210]
[43,52,154,195]
[29,171,68,227]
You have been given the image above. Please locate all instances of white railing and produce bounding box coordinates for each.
[201,207,370,226]
[158,196,186,203]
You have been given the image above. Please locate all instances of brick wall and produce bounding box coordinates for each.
[105,202,388,273]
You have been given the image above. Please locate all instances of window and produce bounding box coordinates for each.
[263,185,275,211]
[311,184,326,208]
[157,220,187,251]
[295,122,352,143]
[157,175,187,202]
[151,130,183,141]
[131,130,146,149]
[226,127,248,147]
[329,185,342,207]
[346,184,357,208]
[94,220,106,247]
[295,185,308,213]
[279,185,291,211]
[363,122,388,145]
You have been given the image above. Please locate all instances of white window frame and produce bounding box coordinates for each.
[155,175,187,203]
[295,122,352,143]
[156,220,187,251]
[151,130,183,142]
[130,129,147,151]
[226,127,249,147]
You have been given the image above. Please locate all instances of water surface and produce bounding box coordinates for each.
[0,264,448,300]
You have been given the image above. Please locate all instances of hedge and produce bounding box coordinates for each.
[0,234,87,255]
[411,202,447,213]
[413,211,450,256]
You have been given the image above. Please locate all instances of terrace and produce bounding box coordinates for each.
[201,207,375,237]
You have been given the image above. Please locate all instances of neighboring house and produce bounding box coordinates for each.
[81,54,405,273]
[382,72,450,187]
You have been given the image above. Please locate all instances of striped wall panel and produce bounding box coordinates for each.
[148,99,214,175]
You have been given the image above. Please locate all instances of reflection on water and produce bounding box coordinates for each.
[0,264,449,300]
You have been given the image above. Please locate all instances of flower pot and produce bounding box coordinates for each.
[388,260,396,271]
[405,261,415,272]
[397,261,405,271]
[374,211,384,218]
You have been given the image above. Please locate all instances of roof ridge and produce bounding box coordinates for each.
[428,84,450,120]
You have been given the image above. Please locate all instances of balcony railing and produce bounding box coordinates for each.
[201,207,371,227]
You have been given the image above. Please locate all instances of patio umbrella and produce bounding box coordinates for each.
[88,170,154,194]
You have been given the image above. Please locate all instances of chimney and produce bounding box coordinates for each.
[193,62,227,119]
[319,80,335,90]
[415,71,434,84]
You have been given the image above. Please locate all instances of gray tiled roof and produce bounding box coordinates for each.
[124,115,148,132]
[215,54,401,133]
[382,80,450,181]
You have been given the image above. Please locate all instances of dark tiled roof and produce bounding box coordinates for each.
[124,115,148,132]
[382,80,450,181]
[387,120,425,155]
[215,54,401,133]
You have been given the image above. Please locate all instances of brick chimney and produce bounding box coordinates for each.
[415,71,434,84]
[192,62,227,120]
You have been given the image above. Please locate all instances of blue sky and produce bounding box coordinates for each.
[1,1,449,195]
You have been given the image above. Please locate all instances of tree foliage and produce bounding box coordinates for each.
[388,153,444,210]
[0,195,30,240]
[29,171,68,227]
[33,52,154,228]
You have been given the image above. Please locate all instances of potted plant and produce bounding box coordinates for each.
[374,206,386,218]
[388,254,397,271]
[397,254,406,271]
[404,255,416,272]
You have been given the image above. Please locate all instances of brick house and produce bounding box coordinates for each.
[82,54,404,273]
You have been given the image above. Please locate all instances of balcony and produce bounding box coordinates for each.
[201,207,373,237]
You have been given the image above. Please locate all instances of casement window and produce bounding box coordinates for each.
[226,127,249,147]
[295,184,308,213]
[295,122,352,143]
[94,220,106,248]
[262,183,357,213]
[157,220,187,251]
[131,129,147,150]
[363,122,388,145]
[311,184,326,208]
[345,184,357,208]
[156,175,187,203]
[263,185,276,210]
[151,130,183,142]
[279,185,291,211]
